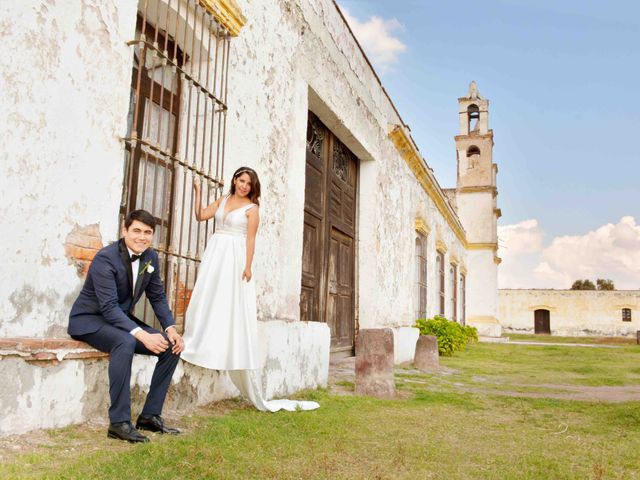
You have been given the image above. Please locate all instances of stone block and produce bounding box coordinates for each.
[413,335,439,371]
[355,328,395,398]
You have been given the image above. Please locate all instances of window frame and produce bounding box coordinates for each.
[414,232,428,320]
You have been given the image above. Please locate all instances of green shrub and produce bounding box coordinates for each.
[464,325,479,344]
[414,315,478,356]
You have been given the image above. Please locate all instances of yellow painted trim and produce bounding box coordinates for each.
[457,186,497,194]
[388,125,467,246]
[468,242,498,251]
[199,0,247,36]
[494,208,502,218]
[450,255,460,266]
[414,218,431,236]
[436,240,448,253]
[494,255,502,265]
[467,316,500,324]
[460,266,468,275]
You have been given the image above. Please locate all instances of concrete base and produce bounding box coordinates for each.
[413,335,439,370]
[0,320,330,436]
[467,316,502,337]
[392,326,420,364]
[355,328,395,398]
[478,335,509,344]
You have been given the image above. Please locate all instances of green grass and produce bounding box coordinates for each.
[505,333,637,345]
[2,342,640,479]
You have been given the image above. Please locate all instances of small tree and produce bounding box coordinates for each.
[571,279,596,290]
[596,278,615,290]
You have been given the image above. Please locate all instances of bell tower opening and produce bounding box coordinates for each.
[468,104,479,132]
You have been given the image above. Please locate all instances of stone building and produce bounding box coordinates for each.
[444,82,501,337]
[499,289,640,337]
[0,0,499,435]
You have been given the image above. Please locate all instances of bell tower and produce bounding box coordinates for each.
[455,81,501,336]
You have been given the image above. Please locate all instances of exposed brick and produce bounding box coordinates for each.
[28,352,57,361]
[65,223,104,279]
[66,232,103,250]
[65,245,99,262]
[63,351,108,360]
[0,337,99,353]
[81,261,91,277]
[81,224,102,237]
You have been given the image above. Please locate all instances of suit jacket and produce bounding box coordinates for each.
[68,239,175,336]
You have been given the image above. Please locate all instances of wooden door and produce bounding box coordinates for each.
[534,309,551,334]
[301,112,358,352]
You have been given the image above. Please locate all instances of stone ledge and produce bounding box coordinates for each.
[0,338,107,365]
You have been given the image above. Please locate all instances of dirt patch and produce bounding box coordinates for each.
[455,383,640,403]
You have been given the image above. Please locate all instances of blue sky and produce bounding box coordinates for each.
[339,0,640,288]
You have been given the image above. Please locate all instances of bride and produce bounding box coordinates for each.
[181,167,319,412]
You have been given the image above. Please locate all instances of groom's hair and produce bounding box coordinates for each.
[124,209,157,231]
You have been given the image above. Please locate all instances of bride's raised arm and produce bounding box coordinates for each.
[193,179,222,222]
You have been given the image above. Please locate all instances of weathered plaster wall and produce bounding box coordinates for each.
[0,0,476,435]
[457,192,496,243]
[466,250,500,336]
[499,289,640,337]
[0,0,137,337]
[226,0,467,337]
[0,0,467,346]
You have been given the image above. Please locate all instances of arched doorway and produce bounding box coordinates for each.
[534,309,551,334]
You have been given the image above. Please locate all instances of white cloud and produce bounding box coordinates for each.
[498,216,640,290]
[498,219,544,256]
[339,7,407,73]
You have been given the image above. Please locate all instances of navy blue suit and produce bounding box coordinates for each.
[69,239,180,423]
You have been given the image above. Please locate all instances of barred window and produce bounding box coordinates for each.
[622,308,632,322]
[121,0,232,330]
[414,233,428,319]
[437,251,445,316]
[460,273,466,326]
[450,264,458,322]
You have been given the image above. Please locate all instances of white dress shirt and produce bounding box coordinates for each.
[127,247,142,337]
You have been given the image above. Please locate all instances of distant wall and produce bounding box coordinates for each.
[499,289,640,336]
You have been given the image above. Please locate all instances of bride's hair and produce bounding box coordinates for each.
[230,166,261,205]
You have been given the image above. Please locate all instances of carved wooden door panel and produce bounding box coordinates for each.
[300,137,324,323]
[301,112,358,352]
[327,228,355,350]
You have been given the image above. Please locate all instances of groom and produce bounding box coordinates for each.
[68,209,184,443]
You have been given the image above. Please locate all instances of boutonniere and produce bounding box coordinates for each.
[139,260,155,276]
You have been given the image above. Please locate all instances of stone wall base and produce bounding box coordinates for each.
[391,326,420,364]
[467,316,502,337]
[0,321,330,436]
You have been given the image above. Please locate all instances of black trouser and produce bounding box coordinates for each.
[73,323,180,423]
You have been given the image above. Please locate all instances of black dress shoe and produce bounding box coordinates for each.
[107,421,150,443]
[136,415,181,435]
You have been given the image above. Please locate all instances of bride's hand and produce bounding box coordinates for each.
[242,267,252,282]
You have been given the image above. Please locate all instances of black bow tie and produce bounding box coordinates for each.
[130,254,141,262]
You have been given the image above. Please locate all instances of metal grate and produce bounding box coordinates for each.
[120,0,231,331]
[437,252,445,316]
[414,233,427,320]
[450,263,457,322]
[460,274,466,326]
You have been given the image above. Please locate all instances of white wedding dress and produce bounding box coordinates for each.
[181,195,319,412]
